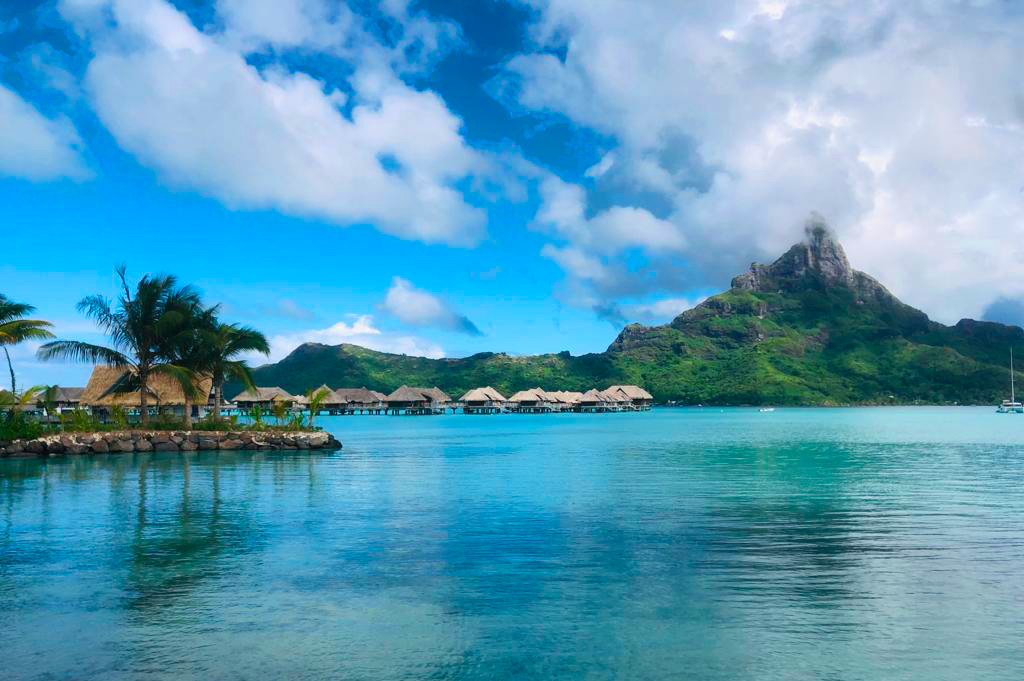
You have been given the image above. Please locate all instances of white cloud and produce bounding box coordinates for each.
[0,83,89,181]
[59,0,496,246]
[621,296,705,322]
[504,0,1024,323]
[264,314,444,362]
[382,277,482,335]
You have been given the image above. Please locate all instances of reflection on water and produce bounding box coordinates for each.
[3,408,1024,680]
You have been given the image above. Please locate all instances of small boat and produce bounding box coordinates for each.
[759,407,775,413]
[996,349,1023,413]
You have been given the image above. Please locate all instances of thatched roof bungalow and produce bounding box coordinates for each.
[460,386,507,406]
[460,386,506,413]
[231,386,297,410]
[507,387,558,412]
[332,387,385,408]
[606,385,655,409]
[385,386,451,413]
[80,366,213,411]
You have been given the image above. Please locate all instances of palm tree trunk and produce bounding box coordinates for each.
[183,393,193,429]
[3,346,15,395]
[139,371,149,427]
[213,383,223,420]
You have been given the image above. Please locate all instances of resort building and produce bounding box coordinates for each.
[459,386,507,414]
[43,387,85,414]
[231,386,297,411]
[578,389,611,413]
[507,388,558,413]
[327,388,386,414]
[80,366,213,419]
[606,385,655,410]
[384,386,451,415]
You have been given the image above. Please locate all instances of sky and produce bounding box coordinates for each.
[2,0,1024,388]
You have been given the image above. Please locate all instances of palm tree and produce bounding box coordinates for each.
[37,266,202,426]
[0,294,55,394]
[166,305,219,429]
[271,399,288,427]
[203,323,269,420]
[306,386,331,429]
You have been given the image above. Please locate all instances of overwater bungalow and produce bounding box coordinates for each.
[231,386,297,411]
[600,389,631,412]
[80,365,213,420]
[384,386,450,415]
[548,390,584,411]
[460,386,507,414]
[329,387,386,414]
[578,388,611,413]
[606,385,655,410]
[507,388,558,413]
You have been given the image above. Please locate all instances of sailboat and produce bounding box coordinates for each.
[996,348,1023,413]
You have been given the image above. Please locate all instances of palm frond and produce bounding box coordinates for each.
[36,340,133,367]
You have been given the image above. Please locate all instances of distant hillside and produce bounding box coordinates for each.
[245,221,1023,405]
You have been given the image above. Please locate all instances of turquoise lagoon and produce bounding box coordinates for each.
[2,408,1024,680]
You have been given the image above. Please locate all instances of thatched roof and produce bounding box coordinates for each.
[580,389,607,403]
[52,387,85,402]
[600,389,629,403]
[386,386,451,403]
[608,385,654,400]
[423,387,451,403]
[508,388,552,403]
[331,387,383,404]
[460,386,507,402]
[231,386,295,403]
[548,390,583,404]
[386,385,431,402]
[81,366,213,407]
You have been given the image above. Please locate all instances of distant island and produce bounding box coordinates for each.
[245,219,1023,406]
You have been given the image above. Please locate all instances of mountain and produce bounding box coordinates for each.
[247,220,1023,405]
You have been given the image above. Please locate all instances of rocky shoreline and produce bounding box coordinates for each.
[0,430,342,457]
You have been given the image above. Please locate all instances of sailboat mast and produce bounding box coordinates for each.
[1012,348,1016,404]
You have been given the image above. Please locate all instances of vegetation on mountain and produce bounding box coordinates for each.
[247,221,1024,405]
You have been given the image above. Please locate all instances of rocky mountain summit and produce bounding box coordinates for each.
[730,216,893,302]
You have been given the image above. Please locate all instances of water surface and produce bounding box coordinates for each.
[3,408,1024,680]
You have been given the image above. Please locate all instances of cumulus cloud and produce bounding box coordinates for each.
[264,314,444,362]
[57,0,500,246]
[382,276,482,335]
[0,83,89,181]
[502,0,1024,324]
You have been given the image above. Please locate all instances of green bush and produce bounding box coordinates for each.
[0,410,44,441]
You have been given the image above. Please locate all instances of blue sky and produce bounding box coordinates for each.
[3,0,1024,388]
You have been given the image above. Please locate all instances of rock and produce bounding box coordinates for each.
[91,439,109,453]
[153,442,179,452]
[46,440,66,454]
[219,440,242,450]
[198,439,218,450]
[180,441,197,451]
[112,440,135,453]
[66,444,89,455]
[24,441,46,454]
[326,435,343,449]
[150,434,170,445]
[135,439,153,452]
[296,439,310,449]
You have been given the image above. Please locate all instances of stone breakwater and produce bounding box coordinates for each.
[0,431,342,457]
